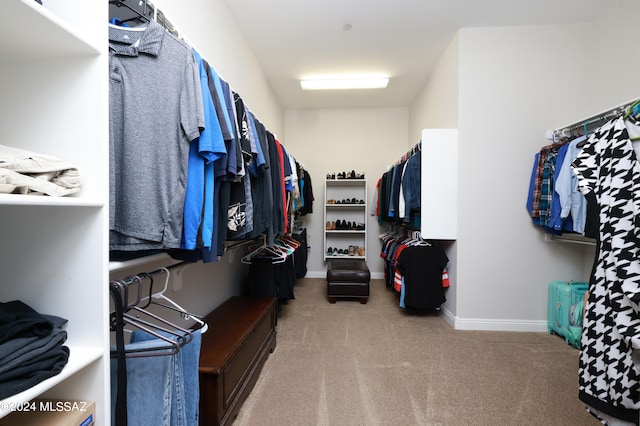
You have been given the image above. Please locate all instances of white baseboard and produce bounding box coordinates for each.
[449,311,548,332]
[299,275,548,333]
[304,271,325,279]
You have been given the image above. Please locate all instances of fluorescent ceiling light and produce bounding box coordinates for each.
[300,76,389,90]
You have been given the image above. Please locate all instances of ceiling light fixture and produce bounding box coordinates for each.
[300,75,389,90]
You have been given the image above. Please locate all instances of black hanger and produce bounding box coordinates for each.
[109,277,194,358]
[109,0,151,25]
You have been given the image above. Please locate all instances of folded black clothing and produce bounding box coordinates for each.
[0,326,67,376]
[0,300,56,344]
[0,344,70,400]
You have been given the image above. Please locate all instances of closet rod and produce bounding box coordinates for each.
[116,261,193,287]
[547,99,639,141]
[393,140,421,167]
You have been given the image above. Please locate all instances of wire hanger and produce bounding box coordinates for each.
[624,99,640,119]
[144,267,208,333]
[241,241,288,264]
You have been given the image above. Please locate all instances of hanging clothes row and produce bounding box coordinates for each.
[109,266,206,426]
[241,235,302,303]
[379,228,449,311]
[533,99,640,425]
[527,133,592,239]
[108,10,313,264]
[374,141,422,229]
[526,99,640,240]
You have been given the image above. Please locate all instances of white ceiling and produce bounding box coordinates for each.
[221,0,613,109]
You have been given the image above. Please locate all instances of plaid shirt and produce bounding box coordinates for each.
[538,150,558,227]
[531,141,566,218]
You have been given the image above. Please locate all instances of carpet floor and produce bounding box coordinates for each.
[231,278,598,426]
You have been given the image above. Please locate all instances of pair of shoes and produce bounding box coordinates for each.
[335,219,353,230]
[326,173,336,180]
[327,246,350,256]
[326,221,337,230]
[354,222,365,231]
[343,245,365,256]
[327,199,336,204]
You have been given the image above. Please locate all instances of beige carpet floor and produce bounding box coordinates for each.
[231,278,598,426]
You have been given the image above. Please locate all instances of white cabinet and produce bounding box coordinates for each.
[421,129,458,240]
[324,178,368,260]
[0,0,108,422]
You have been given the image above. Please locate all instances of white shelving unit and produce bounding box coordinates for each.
[421,129,458,240]
[0,0,108,422]
[324,178,368,261]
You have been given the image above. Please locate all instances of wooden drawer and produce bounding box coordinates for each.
[199,296,277,426]
[222,309,272,408]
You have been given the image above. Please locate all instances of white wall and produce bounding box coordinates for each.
[409,34,461,320]
[157,0,284,136]
[409,33,460,139]
[455,24,593,331]
[581,0,640,116]
[283,108,410,277]
[408,2,640,331]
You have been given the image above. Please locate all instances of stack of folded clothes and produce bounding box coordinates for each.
[0,300,70,399]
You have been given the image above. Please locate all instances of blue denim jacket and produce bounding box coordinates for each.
[401,152,421,221]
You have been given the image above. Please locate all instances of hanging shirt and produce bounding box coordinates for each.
[109,21,204,250]
[572,116,640,423]
[555,136,587,234]
[396,243,448,310]
[181,49,226,251]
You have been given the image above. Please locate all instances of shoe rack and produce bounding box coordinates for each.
[324,173,367,261]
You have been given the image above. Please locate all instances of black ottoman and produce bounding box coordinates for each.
[327,259,370,304]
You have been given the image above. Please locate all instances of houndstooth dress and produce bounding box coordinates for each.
[572,116,640,424]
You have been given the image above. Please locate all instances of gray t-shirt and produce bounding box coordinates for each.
[108,21,204,250]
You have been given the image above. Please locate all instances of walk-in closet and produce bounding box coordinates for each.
[2,0,640,424]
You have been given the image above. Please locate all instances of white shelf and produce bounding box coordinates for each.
[0,346,103,419]
[0,0,109,423]
[421,129,458,240]
[325,179,366,184]
[326,255,366,260]
[544,233,596,246]
[0,194,103,207]
[326,230,366,234]
[0,0,101,57]
[108,252,194,274]
[324,178,368,261]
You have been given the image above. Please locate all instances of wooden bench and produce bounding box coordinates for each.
[199,296,277,425]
